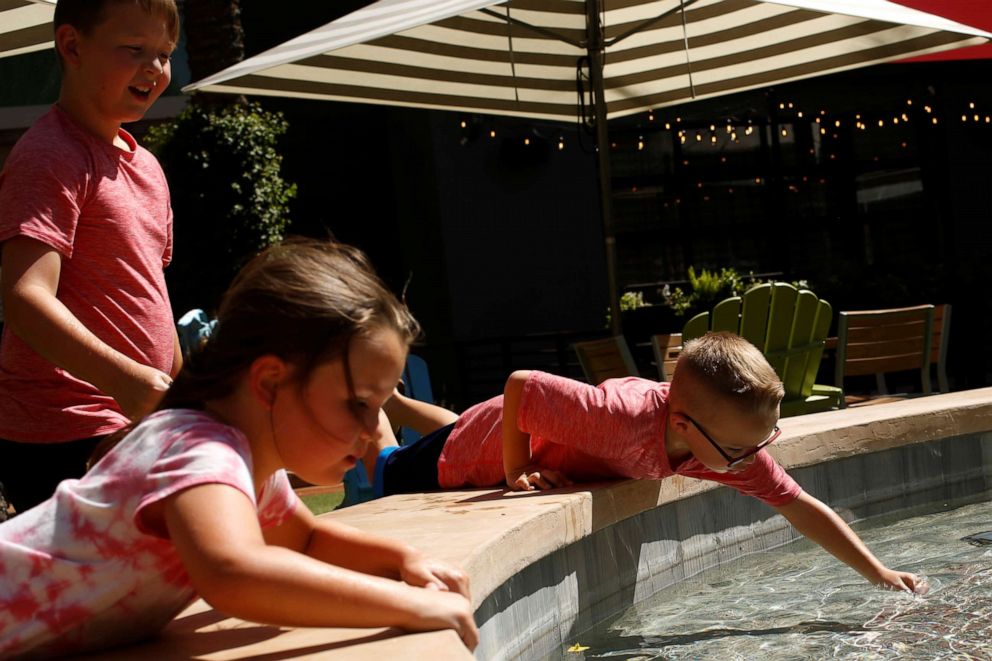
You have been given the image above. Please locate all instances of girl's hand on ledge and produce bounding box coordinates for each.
[400,551,472,599]
[406,589,479,651]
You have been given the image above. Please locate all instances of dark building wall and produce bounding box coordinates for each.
[428,113,607,341]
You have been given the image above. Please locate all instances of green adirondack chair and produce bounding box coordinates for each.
[682,282,842,417]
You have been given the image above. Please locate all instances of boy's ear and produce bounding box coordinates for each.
[249,355,290,410]
[54,24,82,68]
[668,410,692,435]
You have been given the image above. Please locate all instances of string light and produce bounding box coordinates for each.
[489,129,496,138]
[524,137,530,145]
[460,120,467,129]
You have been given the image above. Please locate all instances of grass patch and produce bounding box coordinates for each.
[299,490,345,515]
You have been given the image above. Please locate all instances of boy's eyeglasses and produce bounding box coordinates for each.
[682,413,781,468]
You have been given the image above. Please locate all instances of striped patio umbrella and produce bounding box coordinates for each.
[184,0,991,331]
[0,0,56,60]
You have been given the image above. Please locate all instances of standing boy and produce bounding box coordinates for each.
[371,332,926,594]
[0,0,182,513]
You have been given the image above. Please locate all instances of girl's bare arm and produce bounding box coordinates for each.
[163,483,478,649]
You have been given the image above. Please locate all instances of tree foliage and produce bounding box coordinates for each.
[145,100,297,315]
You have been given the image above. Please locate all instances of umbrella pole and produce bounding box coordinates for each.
[586,0,623,337]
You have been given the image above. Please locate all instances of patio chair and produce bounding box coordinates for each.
[834,304,934,407]
[650,333,682,381]
[176,308,217,360]
[931,303,952,393]
[681,282,842,417]
[572,336,638,385]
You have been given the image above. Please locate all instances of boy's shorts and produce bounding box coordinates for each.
[375,422,455,497]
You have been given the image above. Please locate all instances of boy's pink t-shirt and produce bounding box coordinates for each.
[0,409,298,659]
[437,371,802,507]
[0,105,175,442]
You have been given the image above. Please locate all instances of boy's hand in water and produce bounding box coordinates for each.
[400,551,471,598]
[877,568,929,594]
[506,464,573,491]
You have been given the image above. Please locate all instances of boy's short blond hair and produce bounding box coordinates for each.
[672,331,784,415]
[54,0,180,44]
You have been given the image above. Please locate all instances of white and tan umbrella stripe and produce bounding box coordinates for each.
[186,0,991,120]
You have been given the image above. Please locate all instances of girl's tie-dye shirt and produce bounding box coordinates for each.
[0,409,298,659]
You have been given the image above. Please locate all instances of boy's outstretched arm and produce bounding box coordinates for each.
[502,370,572,491]
[774,491,926,593]
[1,237,172,419]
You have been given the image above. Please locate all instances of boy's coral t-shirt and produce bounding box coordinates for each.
[0,105,175,442]
[0,409,298,659]
[437,371,802,507]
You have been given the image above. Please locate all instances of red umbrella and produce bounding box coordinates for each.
[894,0,992,59]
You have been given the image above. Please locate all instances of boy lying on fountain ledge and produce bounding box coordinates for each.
[365,331,926,594]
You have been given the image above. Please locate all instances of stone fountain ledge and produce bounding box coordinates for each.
[86,387,992,660]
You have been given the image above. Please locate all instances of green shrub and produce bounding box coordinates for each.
[618,267,811,320]
[145,101,297,316]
